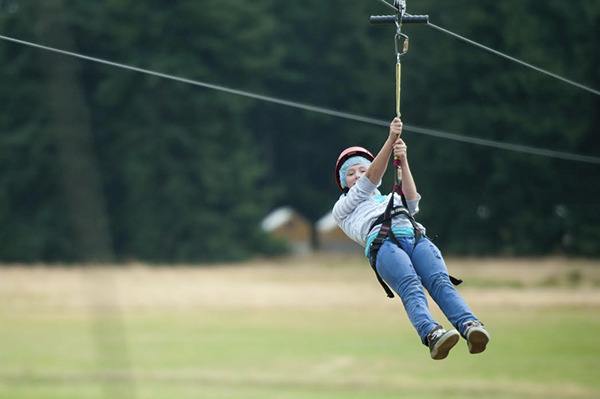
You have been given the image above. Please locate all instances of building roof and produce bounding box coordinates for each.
[316,211,337,232]
[260,206,295,232]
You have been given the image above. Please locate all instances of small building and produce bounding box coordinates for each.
[316,212,360,253]
[261,207,312,254]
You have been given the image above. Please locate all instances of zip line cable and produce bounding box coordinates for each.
[407,124,600,164]
[427,22,600,97]
[0,33,599,165]
[375,0,600,96]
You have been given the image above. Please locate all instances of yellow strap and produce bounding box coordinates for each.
[395,61,401,118]
[395,61,403,179]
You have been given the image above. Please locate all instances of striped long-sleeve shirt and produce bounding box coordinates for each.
[332,175,424,255]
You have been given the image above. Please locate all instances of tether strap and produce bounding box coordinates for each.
[368,187,462,298]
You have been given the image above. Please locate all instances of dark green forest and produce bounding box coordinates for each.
[0,0,598,262]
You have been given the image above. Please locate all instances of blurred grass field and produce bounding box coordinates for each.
[1,255,599,399]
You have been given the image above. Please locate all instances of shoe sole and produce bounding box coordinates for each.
[467,327,490,354]
[430,330,460,360]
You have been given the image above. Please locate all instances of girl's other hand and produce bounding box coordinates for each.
[393,138,407,161]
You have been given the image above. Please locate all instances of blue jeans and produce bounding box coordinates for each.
[375,236,477,345]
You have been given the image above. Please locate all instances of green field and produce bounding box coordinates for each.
[1,257,599,399]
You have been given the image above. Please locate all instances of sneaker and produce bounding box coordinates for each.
[427,325,460,360]
[463,320,490,354]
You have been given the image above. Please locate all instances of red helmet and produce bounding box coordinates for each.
[334,146,374,192]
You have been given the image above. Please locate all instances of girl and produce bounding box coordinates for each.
[332,117,490,360]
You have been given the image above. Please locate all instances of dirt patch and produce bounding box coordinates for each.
[1,257,600,312]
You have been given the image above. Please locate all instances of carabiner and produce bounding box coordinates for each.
[394,5,409,62]
[395,31,409,61]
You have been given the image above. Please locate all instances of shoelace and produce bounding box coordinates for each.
[429,328,445,341]
[463,320,483,331]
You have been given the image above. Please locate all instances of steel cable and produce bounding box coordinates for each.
[0,33,598,164]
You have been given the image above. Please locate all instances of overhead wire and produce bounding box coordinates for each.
[426,22,600,97]
[0,32,599,165]
[375,0,600,96]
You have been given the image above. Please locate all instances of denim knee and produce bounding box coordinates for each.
[394,274,423,298]
[426,272,453,297]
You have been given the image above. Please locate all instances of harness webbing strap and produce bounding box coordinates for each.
[368,193,398,298]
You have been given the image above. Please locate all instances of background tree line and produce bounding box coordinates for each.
[0,0,598,262]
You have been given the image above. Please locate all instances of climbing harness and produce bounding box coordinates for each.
[367,192,463,298]
[367,1,462,298]
[367,188,424,298]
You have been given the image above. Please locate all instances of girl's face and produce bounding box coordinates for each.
[345,164,368,189]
